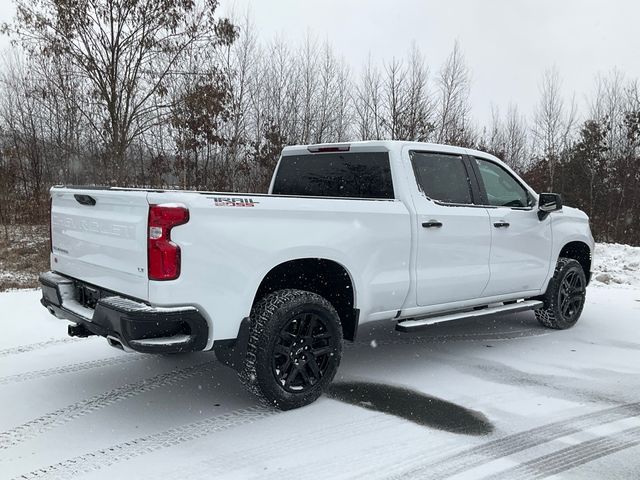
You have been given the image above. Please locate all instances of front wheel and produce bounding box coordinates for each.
[239,289,343,410]
[535,257,587,329]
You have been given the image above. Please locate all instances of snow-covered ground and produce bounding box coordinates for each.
[1,244,639,479]
[591,243,640,287]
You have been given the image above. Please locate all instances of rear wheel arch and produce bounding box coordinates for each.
[252,258,359,341]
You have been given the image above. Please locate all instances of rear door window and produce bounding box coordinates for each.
[410,151,473,205]
[272,152,394,199]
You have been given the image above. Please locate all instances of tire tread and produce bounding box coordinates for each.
[238,288,342,409]
[535,257,585,330]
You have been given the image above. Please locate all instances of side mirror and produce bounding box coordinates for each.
[538,193,563,220]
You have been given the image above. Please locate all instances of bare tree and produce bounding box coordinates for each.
[0,53,84,218]
[217,9,259,189]
[589,72,640,239]
[402,43,434,141]
[298,33,320,144]
[243,37,300,190]
[503,104,529,172]
[532,67,577,190]
[435,41,473,146]
[590,70,627,161]
[4,0,236,183]
[1,7,639,246]
[332,54,353,142]
[314,41,351,143]
[261,37,300,143]
[382,57,406,140]
[482,105,505,157]
[353,55,383,140]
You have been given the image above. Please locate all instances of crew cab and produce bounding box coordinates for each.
[39,141,594,409]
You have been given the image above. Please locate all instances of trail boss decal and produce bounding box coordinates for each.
[211,197,260,207]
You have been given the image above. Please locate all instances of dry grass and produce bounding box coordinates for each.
[0,225,49,291]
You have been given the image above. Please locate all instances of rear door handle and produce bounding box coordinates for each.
[493,221,510,228]
[422,220,443,228]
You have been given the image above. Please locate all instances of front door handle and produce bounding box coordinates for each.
[422,220,443,228]
[493,221,510,228]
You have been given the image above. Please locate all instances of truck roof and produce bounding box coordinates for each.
[281,140,501,162]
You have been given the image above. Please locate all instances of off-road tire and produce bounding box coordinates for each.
[239,289,343,410]
[535,257,587,329]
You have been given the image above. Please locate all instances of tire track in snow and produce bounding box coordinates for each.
[486,426,640,480]
[390,402,640,480]
[11,406,277,480]
[291,424,463,480]
[187,328,549,477]
[0,355,143,386]
[0,360,217,452]
[0,338,82,358]
[201,411,403,478]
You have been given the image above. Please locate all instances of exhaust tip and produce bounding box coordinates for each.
[107,336,125,351]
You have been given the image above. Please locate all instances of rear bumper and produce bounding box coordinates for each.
[39,271,208,354]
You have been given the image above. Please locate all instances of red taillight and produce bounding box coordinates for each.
[147,204,189,281]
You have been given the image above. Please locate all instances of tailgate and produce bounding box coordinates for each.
[50,188,149,300]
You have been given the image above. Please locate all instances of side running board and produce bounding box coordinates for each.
[395,300,543,333]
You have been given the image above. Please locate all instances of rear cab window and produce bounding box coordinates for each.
[272,152,394,199]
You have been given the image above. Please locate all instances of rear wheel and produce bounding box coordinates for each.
[535,257,587,329]
[239,289,342,410]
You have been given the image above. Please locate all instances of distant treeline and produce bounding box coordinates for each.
[0,1,638,244]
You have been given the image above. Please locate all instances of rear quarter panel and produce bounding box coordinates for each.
[146,192,412,347]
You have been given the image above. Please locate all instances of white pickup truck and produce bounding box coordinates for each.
[40,141,594,409]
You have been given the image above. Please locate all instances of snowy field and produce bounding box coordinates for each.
[1,244,639,479]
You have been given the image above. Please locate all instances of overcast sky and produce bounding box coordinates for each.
[1,0,638,125]
[218,0,639,124]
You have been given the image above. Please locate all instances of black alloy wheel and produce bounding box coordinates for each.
[272,312,336,393]
[239,289,343,410]
[535,257,587,330]
[558,268,586,323]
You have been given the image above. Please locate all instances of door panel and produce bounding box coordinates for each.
[483,208,552,295]
[408,151,492,306]
[471,157,552,296]
[415,202,492,305]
